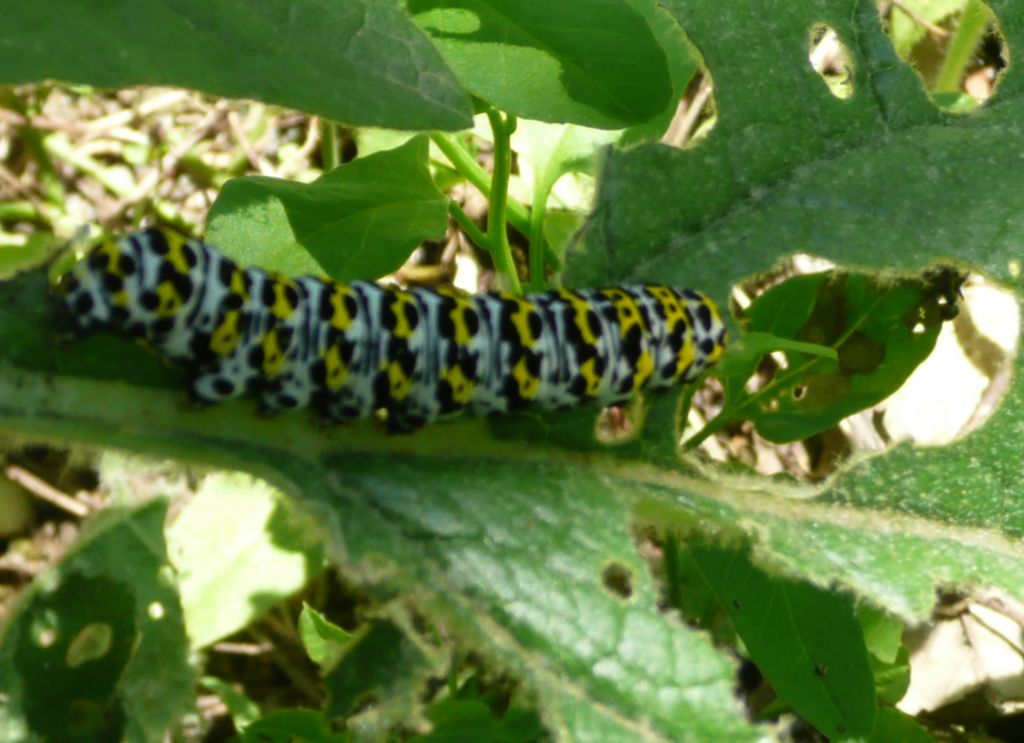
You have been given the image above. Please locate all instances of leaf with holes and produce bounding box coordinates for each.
[706,268,965,444]
[0,501,192,742]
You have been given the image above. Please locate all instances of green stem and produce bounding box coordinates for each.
[321,120,340,171]
[0,200,43,223]
[527,181,552,292]
[485,111,520,292]
[430,132,531,235]
[935,0,991,94]
[448,201,491,253]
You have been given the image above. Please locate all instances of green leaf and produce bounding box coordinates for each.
[168,473,325,649]
[684,542,877,740]
[238,708,346,743]
[0,501,192,743]
[0,0,472,131]
[407,0,673,128]
[870,645,911,706]
[206,136,449,280]
[298,603,353,669]
[563,0,1024,613]
[618,0,700,145]
[857,605,905,664]
[324,618,438,729]
[0,234,55,278]
[869,708,936,743]
[510,120,619,289]
[413,697,544,743]
[713,270,962,443]
[199,676,261,732]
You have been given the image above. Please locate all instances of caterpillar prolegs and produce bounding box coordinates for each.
[54,228,727,432]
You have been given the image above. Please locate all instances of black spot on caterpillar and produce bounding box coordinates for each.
[53,228,727,433]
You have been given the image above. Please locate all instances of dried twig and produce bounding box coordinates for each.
[4,465,90,517]
[891,0,952,40]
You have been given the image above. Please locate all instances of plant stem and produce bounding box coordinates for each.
[935,0,991,94]
[0,200,42,223]
[527,180,551,292]
[430,132,531,235]
[320,119,340,171]
[448,201,490,253]
[485,110,521,292]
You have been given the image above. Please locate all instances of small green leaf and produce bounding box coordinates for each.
[0,501,192,743]
[857,604,905,664]
[870,645,911,706]
[199,676,261,732]
[206,135,449,280]
[408,0,673,128]
[299,603,353,670]
[0,0,472,130]
[413,698,544,743]
[168,473,325,649]
[238,708,346,743]
[868,708,936,743]
[686,542,877,740]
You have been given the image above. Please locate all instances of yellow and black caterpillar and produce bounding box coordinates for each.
[55,228,727,432]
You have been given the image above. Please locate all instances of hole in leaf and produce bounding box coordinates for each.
[808,23,855,99]
[147,601,165,620]
[660,63,718,150]
[601,562,633,599]
[699,257,1017,480]
[30,609,59,648]
[879,0,1009,112]
[66,622,113,668]
[595,404,637,444]
[883,273,1018,445]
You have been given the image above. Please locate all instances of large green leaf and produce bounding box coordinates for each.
[407,0,673,128]
[0,0,472,131]
[683,542,876,739]
[573,0,1024,538]
[0,270,760,741]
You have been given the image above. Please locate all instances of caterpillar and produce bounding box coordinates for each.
[53,228,727,433]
